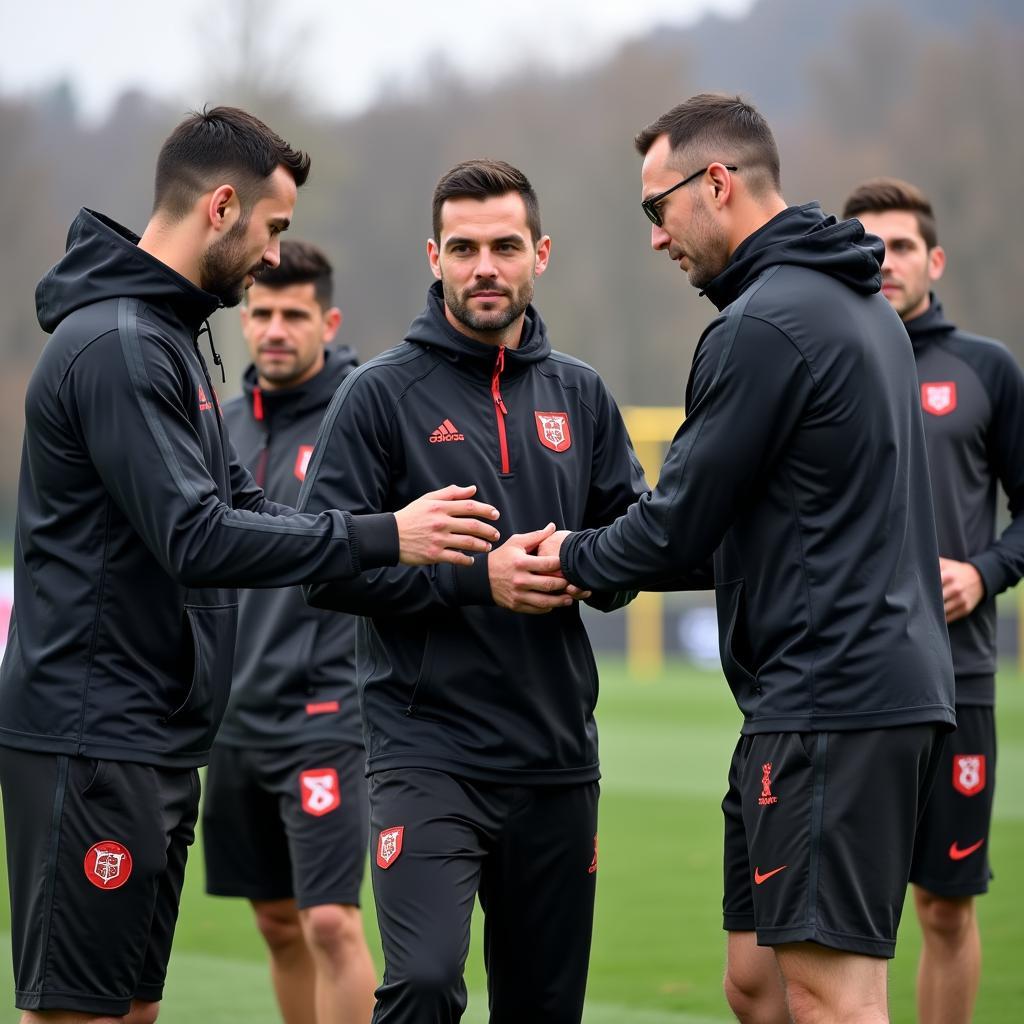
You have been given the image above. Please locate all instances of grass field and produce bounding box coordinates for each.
[2,658,1023,1022]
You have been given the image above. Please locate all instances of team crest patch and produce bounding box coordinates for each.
[300,769,341,816]
[953,754,986,796]
[921,381,957,416]
[377,826,404,869]
[758,762,779,806]
[294,445,314,481]
[84,840,133,890]
[535,411,571,452]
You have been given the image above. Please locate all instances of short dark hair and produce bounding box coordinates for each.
[432,159,542,243]
[153,105,311,220]
[635,93,781,196]
[842,177,938,249]
[251,240,334,308]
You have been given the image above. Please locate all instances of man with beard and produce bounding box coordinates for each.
[0,108,500,1024]
[297,159,647,1023]
[536,95,955,1023]
[843,178,1024,1024]
[203,240,377,1024]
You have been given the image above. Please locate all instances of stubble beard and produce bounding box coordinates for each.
[442,277,534,336]
[200,217,261,308]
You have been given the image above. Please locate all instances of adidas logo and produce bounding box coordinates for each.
[429,419,465,443]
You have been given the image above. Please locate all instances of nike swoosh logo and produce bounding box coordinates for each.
[754,865,788,885]
[948,839,985,861]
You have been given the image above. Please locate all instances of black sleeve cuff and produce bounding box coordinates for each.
[347,512,400,572]
[559,530,589,588]
[451,555,496,606]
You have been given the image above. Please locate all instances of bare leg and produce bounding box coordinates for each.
[253,898,317,1024]
[299,904,377,1024]
[914,887,980,1024]
[20,1002,159,1024]
[774,942,888,1024]
[724,931,791,1024]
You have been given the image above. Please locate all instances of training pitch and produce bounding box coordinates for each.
[1,658,1022,1022]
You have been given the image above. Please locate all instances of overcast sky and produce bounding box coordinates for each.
[7,0,755,121]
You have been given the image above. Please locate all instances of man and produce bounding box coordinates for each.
[203,240,376,1023]
[0,107,500,1024]
[298,159,646,1023]
[537,95,956,1024]
[843,178,1024,1024]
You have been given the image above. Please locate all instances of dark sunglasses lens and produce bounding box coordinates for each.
[643,202,660,227]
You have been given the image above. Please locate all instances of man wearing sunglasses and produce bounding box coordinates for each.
[538,94,955,1024]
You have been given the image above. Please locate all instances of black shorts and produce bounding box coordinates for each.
[0,747,198,1016]
[910,704,995,898]
[368,769,599,1023]
[202,741,368,908]
[722,725,945,958]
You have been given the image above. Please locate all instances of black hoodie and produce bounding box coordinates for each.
[906,297,1024,701]
[563,203,956,734]
[216,347,364,747]
[0,210,398,767]
[299,283,647,783]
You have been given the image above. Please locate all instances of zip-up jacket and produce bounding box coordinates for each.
[299,282,647,783]
[562,203,956,734]
[216,348,363,748]
[0,210,398,767]
[907,296,1024,702]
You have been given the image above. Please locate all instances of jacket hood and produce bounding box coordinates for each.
[404,281,551,371]
[904,295,957,350]
[703,203,884,312]
[36,208,221,334]
[241,344,359,419]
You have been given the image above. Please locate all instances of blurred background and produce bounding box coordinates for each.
[2,0,1022,537]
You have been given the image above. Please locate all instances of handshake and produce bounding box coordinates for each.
[392,484,586,614]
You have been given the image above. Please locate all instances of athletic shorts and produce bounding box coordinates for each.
[202,741,368,908]
[910,703,995,897]
[368,768,599,1023]
[722,725,945,958]
[0,747,198,1016]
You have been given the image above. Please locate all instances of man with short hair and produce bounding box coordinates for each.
[298,159,647,1023]
[537,95,956,1024]
[0,107,499,1024]
[203,240,376,1024]
[843,177,1024,1024]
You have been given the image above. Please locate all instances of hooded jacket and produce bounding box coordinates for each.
[216,347,363,748]
[563,203,956,734]
[299,283,647,783]
[0,210,398,767]
[906,297,1024,702]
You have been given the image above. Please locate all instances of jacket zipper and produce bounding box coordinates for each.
[491,346,510,474]
[252,386,270,487]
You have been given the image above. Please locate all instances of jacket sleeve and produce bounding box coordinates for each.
[561,312,814,591]
[299,367,493,616]
[967,348,1024,597]
[60,324,398,588]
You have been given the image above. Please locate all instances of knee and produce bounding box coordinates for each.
[724,962,784,1023]
[125,1000,161,1024]
[391,957,464,1006]
[301,904,364,958]
[917,892,974,942]
[253,902,304,955]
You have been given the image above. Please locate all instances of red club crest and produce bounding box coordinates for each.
[300,768,341,816]
[84,840,133,890]
[921,381,957,416]
[953,754,985,796]
[535,411,571,452]
[377,826,404,869]
[294,445,314,481]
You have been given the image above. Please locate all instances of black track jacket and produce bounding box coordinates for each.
[562,203,956,735]
[300,283,647,784]
[216,348,363,748]
[907,297,1024,703]
[0,210,398,767]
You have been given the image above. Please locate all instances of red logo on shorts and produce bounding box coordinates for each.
[300,769,340,816]
[758,762,779,806]
[84,840,133,890]
[294,445,314,481]
[921,381,957,416]
[953,754,986,796]
[377,826,404,869]
[535,411,571,452]
[588,834,598,874]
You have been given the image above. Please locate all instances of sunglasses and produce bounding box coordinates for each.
[641,165,738,226]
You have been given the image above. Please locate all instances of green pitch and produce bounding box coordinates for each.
[2,658,1023,1022]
